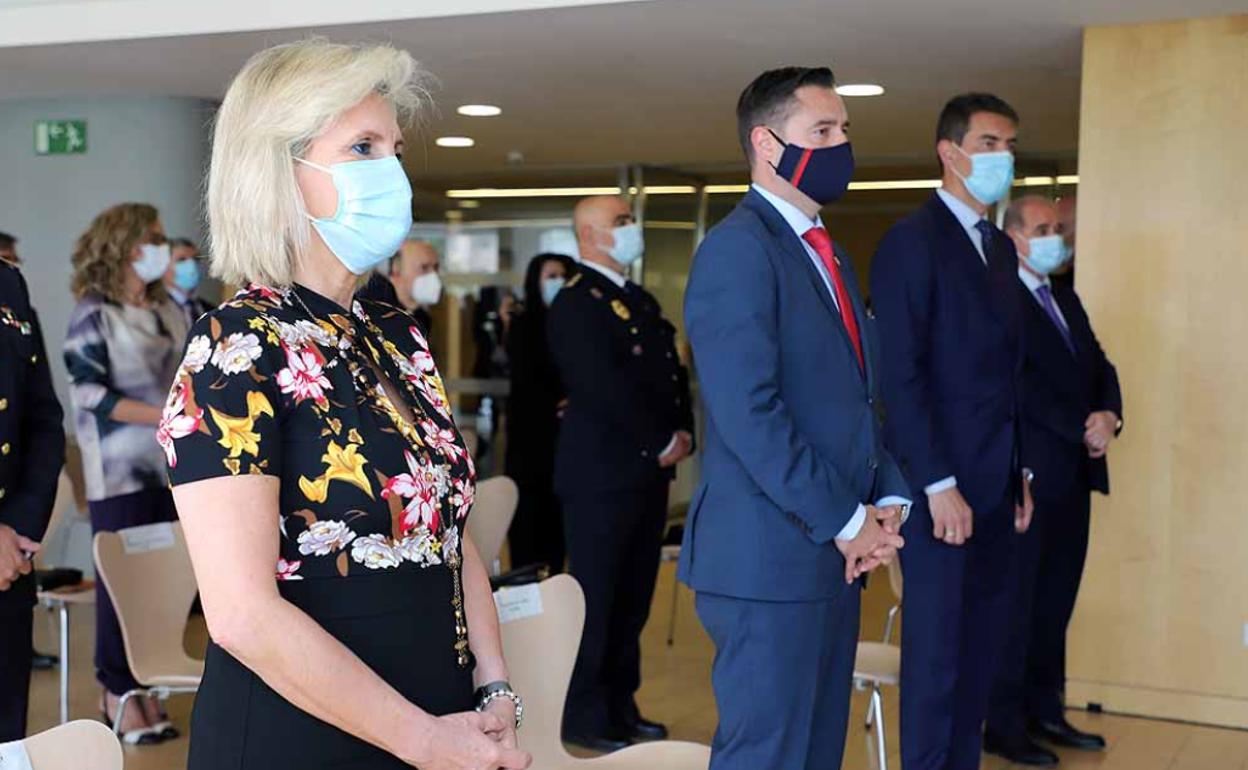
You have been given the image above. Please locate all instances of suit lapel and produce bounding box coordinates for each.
[743,190,866,381]
[927,194,1008,324]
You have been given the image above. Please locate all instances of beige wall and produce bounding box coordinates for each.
[1066,14,1248,728]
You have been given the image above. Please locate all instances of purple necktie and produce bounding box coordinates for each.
[1035,284,1075,354]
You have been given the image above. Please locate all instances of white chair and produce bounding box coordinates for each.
[854,559,904,770]
[467,476,519,575]
[11,720,122,770]
[498,575,710,770]
[93,522,203,738]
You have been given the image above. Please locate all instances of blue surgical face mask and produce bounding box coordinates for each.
[132,243,171,284]
[541,276,566,306]
[297,155,413,275]
[953,145,1015,206]
[173,259,201,292]
[1023,234,1069,276]
[607,223,644,266]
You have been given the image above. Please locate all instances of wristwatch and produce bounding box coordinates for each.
[475,680,524,729]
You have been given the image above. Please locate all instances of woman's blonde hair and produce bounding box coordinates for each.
[207,39,427,287]
[70,202,166,303]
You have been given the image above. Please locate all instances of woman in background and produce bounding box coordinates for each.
[505,252,576,572]
[63,202,189,744]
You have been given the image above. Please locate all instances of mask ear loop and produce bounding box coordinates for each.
[294,156,333,174]
[765,128,788,173]
[293,156,339,223]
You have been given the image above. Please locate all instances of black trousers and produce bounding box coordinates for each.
[88,486,179,696]
[507,478,565,574]
[560,482,668,736]
[988,480,1093,738]
[0,591,34,741]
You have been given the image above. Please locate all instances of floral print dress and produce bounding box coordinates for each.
[161,284,478,769]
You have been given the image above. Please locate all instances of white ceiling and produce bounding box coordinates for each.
[1,0,1245,183]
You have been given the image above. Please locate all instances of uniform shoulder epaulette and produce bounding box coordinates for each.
[566,272,583,288]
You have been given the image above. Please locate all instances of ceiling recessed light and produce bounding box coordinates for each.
[436,136,475,148]
[459,200,481,209]
[457,104,502,117]
[836,84,885,97]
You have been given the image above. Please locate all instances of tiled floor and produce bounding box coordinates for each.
[26,564,1248,768]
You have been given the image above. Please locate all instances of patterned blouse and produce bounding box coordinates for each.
[160,284,476,663]
[64,294,189,501]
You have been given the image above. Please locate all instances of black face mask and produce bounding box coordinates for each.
[769,129,855,206]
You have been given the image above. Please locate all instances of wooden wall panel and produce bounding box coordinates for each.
[1067,14,1248,727]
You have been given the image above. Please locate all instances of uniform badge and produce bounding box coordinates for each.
[611,300,632,321]
[590,287,604,299]
[0,306,32,335]
[632,344,644,356]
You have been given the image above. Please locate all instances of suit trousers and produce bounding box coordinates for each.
[560,483,668,735]
[899,489,1017,770]
[696,588,860,770]
[89,486,179,696]
[0,593,34,741]
[988,479,1093,736]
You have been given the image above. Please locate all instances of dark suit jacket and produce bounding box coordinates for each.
[678,188,908,602]
[0,261,65,609]
[1017,278,1122,500]
[546,265,694,495]
[870,193,1025,514]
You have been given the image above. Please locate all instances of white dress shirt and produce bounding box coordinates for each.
[753,184,910,540]
[1017,266,1070,331]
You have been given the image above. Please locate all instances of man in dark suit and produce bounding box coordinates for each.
[870,93,1035,770]
[0,243,66,740]
[985,196,1121,761]
[681,66,908,770]
[547,194,695,751]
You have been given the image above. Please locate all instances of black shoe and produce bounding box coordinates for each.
[624,716,669,741]
[984,731,1059,766]
[1029,716,1106,750]
[563,731,633,753]
[31,652,58,670]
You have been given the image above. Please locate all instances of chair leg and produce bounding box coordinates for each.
[112,689,144,735]
[865,686,876,729]
[871,687,887,770]
[666,563,679,647]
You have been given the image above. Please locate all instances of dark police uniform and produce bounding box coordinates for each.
[546,263,694,740]
[0,258,65,740]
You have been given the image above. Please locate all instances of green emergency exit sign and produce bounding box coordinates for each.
[34,120,87,156]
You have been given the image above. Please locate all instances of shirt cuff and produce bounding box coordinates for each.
[875,495,913,525]
[924,476,957,496]
[836,505,867,541]
[659,433,679,457]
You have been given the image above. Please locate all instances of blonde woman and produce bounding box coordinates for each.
[63,202,188,744]
[158,40,530,769]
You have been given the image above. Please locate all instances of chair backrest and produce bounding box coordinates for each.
[888,558,903,603]
[20,720,123,770]
[497,574,584,769]
[33,470,76,570]
[93,521,198,685]
[466,476,518,571]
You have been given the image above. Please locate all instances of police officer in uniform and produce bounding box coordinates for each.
[0,234,66,741]
[547,196,694,751]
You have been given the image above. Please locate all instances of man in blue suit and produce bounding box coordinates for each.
[680,66,908,770]
[870,93,1035,770]
[985,196,1121,762]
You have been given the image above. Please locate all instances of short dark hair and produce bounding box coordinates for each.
[0,231,14,251]
[736,66,836,163]
[169,237,198,251]
[936,92,1019,147]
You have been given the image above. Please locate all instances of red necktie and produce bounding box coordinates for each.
[802,226,864,372]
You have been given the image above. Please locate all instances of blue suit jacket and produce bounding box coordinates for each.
[869,193,1025,515]
[1017,280,1121,501]
[678,189,908,602]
